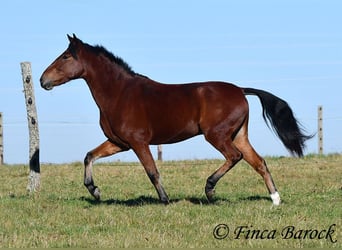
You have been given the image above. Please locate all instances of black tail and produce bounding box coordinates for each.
[243,88,312,157]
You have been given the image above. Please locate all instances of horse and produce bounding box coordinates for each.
[40,34,311,205]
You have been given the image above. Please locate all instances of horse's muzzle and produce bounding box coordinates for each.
[40,77,54,90]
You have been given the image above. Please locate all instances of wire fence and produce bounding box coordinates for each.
[1,112,342,164]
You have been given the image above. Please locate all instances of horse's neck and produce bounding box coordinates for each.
[83,59,130,109]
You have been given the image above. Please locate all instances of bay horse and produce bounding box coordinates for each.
[40,34,311,205]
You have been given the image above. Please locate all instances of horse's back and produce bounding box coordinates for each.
[144,80,248,123]
[143,80,246,117]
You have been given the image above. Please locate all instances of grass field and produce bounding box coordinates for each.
[0,154,341,248]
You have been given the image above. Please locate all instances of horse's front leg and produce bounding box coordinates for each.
[84,140,125,200]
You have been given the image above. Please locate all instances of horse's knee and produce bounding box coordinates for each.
[84,152,94,186]
[84,152,93,166]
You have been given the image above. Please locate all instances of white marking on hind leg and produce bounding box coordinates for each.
[270,191,281,206]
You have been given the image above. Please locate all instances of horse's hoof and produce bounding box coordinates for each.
[160,195,170,205]
[205,188,215,202]
[93,187,101,200]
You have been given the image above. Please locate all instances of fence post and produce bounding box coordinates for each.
[318,105,323,155]
[0,112,3,165]
[21,62,41,193]
[157,145,163,161]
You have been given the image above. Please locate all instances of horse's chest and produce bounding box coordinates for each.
[99,113,130,147]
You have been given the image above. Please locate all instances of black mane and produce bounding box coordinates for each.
[84,43,148,78]
[91,44,136,75]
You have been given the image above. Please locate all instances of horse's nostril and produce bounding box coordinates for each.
[41,80,53,90]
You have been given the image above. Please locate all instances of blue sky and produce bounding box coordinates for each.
[1,1,341,164]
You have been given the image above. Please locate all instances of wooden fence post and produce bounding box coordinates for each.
[318,105,323,155]
[0,112,3,165]
[21,62,40,192]
[157,145,163,161]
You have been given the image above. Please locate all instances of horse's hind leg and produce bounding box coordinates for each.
[233,120,281,205]
[84,140,125,200]
[204,132,243,202]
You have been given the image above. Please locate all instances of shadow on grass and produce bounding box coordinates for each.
[81,195,163,207]
[81,194,270,207]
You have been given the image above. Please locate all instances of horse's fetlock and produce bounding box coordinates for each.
[205,177,216,190]
[84,177,93,187]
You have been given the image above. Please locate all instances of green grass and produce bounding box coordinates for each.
[0,154,341,248]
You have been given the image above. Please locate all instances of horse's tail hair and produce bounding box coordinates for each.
[243,87,313,157]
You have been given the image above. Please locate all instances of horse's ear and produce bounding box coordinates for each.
[67,34,80,42]
[66,34,79,59]
[67,34,73,42]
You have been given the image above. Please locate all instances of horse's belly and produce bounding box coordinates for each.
[150,121,201,144]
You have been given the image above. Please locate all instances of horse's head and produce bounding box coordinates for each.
[40,34,85,90]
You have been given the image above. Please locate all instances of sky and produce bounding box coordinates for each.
[1,0,341,164]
